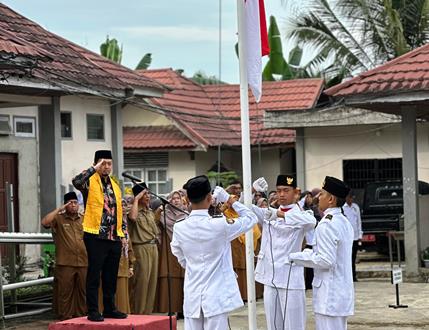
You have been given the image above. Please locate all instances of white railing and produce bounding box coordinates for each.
[0,232,54,321]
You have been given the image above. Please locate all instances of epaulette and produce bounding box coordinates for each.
[325,214,333,220]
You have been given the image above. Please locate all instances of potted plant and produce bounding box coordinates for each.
[422,247,429,268]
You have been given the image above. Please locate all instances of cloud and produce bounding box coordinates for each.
[114,25,236,43]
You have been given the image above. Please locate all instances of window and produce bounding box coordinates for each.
[87,114,104,140]
[0,115,11,135]
[61,112,72,138]
[343,158,402,189]
[13,116,36,138]
[123,168,170,195]
[146,168,169,195]
[123,169,144,190]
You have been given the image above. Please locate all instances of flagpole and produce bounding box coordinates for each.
[236,1,257,329]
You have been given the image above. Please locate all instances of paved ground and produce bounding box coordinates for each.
[5,278,428,329]
[176,279,429,329]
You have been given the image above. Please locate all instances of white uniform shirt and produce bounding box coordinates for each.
[251,203,316,289]
[289,207,355,317]
[343,202,363,240]
[170,201,257,318]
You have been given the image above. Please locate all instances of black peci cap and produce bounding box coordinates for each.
[94,150,112,163]
[276,174,297,188]
[322,176,350,199]
[183,175,211,202]
[64,192,78,204]
[132,182,148,197]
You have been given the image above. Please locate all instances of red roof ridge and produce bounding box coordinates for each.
[325,43,429,96]
[136,68,173,73]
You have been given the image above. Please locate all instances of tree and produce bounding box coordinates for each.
[191,70,225,85]
[285,0,429,84]
[100,36,123,64]
[262,16,311,81]
[100,36,152,70]
[135,53,152,70]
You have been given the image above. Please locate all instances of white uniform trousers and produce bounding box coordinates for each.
[263,285,306,330]
[315,313,347,330]
[184,310,228,330]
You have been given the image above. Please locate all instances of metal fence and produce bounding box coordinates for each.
[0,232,54,324]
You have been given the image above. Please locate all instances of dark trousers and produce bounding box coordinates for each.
[304,245,314,290]
[352,240,359,281]
[83,233,122,314]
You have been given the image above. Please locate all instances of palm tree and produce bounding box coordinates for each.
[285,0,429,84]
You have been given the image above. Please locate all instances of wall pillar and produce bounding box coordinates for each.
[401,106,420,277]
[38,96,62,217]
[295,128,306,189]
[111,102,124,185]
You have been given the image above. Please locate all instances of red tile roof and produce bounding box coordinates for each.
[326,43,429,97]
[138,69,322,148]
[0,4,163,96]
[123,126,196,150]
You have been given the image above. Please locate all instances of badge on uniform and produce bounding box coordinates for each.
[325,214,333,220]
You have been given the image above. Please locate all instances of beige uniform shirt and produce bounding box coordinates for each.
[128,208,160,244]
[51,212,88,267]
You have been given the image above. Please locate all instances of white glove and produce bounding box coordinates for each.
[264,207,278,222]
[253,177,268,192]
[212,186,230,204]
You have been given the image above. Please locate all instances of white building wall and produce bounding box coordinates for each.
[168,152,196,190]
[122,104,172,126]
[194,148,283,189]
[60,96,113,188]
[0,106,40,261]
[304,123,429,190]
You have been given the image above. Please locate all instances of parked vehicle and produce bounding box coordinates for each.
[361,180,429,254]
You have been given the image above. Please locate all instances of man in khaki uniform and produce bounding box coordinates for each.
[128,183,160,314]
[42,192,87,320]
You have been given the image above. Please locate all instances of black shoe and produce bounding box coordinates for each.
[103,310,128,319]
[87,312,104,322]
[176,312,184,320]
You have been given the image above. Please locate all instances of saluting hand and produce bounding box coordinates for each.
[58,201,71,213]
[93,158,106,170]
[134,189,147,201]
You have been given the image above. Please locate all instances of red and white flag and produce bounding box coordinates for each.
[244,0,270,102]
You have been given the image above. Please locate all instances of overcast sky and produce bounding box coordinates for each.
[1,0,293,83]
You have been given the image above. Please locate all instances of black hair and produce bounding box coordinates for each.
[335,197,346,208]
[229,179,242,186]
[188,192,211,204]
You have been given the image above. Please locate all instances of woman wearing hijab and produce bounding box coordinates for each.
[154,190,187,317]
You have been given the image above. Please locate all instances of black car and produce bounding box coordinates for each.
[361,180,429,254]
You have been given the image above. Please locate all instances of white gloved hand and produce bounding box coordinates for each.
[253,177,268,192]
[264,207,278,222]
[212,186,230,204]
